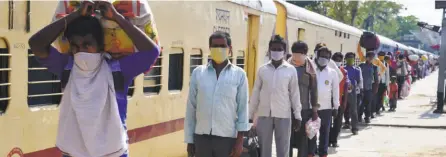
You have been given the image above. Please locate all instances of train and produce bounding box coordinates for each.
[0,0,437,156]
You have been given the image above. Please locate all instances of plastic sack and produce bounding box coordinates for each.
[421,55,428,61]
[401,78,411,98]
[52,0,160,55]
[305,118,321,140]
[408,54,419,62]
[383,92,389,107]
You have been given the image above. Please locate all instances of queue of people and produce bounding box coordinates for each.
[185,33,438,157]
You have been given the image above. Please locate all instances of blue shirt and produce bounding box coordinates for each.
[345,65,361,87]
[184,61,250,143]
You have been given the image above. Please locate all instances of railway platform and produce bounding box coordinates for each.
[279,70,446,157]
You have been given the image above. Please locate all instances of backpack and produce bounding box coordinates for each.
[359,31,380,51]
[53,0,160,55]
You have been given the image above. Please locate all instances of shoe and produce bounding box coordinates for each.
[342,124,350,129]
[371,114,375,119]
[352,130,358,135]
[365,118,371,124]
[358,118,363,123]
[376,111,381,115]
[332,143,339,148]
[320,155,328,157]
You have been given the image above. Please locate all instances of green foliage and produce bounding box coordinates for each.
[289,1,419,41]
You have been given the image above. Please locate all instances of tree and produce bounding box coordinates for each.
[356,1,403,31]
[396,15,419,37]
[348,1,359,25]
[287,1,416,41]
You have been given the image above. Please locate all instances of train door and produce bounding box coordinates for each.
[246,15,260,94]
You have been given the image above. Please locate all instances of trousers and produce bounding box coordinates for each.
[289,110,317,157]
[256,117,291,157]
[344,92,359,131]
[194,134,236,157]
[359,90,373,120]
[376,83,387,113]
[315,109,332,156]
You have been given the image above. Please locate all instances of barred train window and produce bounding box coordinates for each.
[0,39,10,114]
[143,52,162,95]
[236,51,245,69]
[168,48,184,91]
[28,49,62,106]
[190,49,203,75]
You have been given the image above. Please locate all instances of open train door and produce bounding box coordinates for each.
[246,14,260,95]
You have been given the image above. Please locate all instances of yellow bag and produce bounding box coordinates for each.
[52,0,160,55]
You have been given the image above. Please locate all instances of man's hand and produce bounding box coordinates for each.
[95,1,122,21]
[293,119,301,131]
[332,109,338,118]
[187,144,195,157]
[230,133,244,157]
[312,111,319,121]
[77,1,95,16]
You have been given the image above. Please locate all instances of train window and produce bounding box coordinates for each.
[143,51,162,95]
[168,48,184,91]
[298,28,305,41]
[236,51,245,69]
[27,49,62,107]
[0,39,10,115]
[190,49,203,75]
[348,34,350,39]
[127,80,135,97]
[338,31,342,37]
[335,30,337,36]
[344,33,347,38]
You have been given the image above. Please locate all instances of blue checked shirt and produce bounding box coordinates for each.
[184,61,250,143]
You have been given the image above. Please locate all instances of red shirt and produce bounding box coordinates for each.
[339,67,348,108]
[389,83,398,99]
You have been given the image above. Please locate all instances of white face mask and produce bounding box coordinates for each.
[270,51,284,61]
[74,52,103,71]
[317,58,329,66]
[335,61,343,67]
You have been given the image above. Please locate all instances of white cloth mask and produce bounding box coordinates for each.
[317,58,329,66]
[335,61,343,67]
[74,52,103,71]
[270,51,284,61]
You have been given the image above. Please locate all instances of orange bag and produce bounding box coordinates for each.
[53,0,160,55]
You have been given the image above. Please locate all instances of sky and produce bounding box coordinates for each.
[396,0,443,26]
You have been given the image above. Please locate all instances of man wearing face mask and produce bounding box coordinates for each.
[311,47,340,157]
[329,52,350,148]
[314,43,344,82]
[287,41,319,157]
[375,51,390,114]
[185,31,249,157]
[250,35,302,157]
[342,52,362,135]
[358,52,379,124]
[28,2,160,157]
[396,54,409,99]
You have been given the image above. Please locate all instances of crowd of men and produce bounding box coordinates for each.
[185,32,436,157]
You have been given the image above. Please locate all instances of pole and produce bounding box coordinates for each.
[434,8,446,113]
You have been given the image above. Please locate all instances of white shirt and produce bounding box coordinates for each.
[313,58,344,81]
[379,63,390,86]
[313,61,340,110]
[249,61,302,120]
